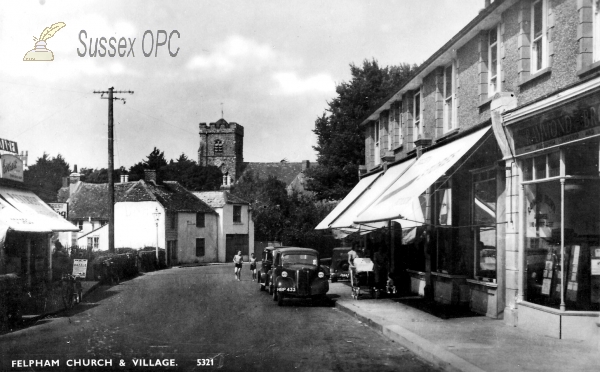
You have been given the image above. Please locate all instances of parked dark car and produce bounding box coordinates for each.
[269,247,329,306]
[329,247,351,282]
[258,246,276,292]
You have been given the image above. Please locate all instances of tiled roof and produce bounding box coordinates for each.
[61,180,214,220]
[193,191,249,208]
[238,162,304,186]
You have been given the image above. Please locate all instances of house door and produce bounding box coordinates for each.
[226,234,249,262]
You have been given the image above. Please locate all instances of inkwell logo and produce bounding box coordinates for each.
[23,22,66,61]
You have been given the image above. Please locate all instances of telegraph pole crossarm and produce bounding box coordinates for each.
[93,87,134,253]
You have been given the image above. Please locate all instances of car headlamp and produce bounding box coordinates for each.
[281,271,288,278]
[318,272,324,278]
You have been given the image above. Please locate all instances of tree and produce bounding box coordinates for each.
[129,147,168,181]
[307,59,416,200]
[24,153,70,202]
[80,166,128,184]
[161,153,222,191]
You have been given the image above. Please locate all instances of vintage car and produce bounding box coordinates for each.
[258,246,276,291]
[268,247,329,306]
[329,247,351,282]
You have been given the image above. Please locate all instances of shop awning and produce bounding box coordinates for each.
[315,172,381,230]
[355,126,492,224]
[0,186,79,233]
[329,158,416,231]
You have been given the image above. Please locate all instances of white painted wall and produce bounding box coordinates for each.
[214,203,254,262]
[77,224,108,251]
[114,201,165,249]
[175,212,218,264]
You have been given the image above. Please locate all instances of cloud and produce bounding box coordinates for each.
[186,35,276,73]
[272,72,335,95]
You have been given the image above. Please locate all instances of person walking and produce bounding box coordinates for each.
[233,251,243,281]
[249,253,257,281]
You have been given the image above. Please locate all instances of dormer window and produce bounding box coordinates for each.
[214,139,223,153]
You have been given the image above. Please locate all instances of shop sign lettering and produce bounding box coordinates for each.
[0,138,18,154]
[0,154,24,182]
[514,94,600,154]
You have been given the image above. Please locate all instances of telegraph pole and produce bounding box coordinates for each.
[93,87,134,253]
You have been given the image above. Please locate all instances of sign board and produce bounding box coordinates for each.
[72,259,88,278]
[48,203,68,219]
[0,154,24,182]
[513,92,600,155]
[0,138,18,154]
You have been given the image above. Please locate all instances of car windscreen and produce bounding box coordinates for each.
[282,253,318,267]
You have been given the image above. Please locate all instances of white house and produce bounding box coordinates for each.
[63,170,219,265]
[193,191,254,262]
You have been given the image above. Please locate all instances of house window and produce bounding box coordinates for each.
[214,139,223,153]
[196,238,205,257]
[398,101,403,147]
[488,25,500,95]
[233,205,242,223]
[196,212,205,227]
[374,121,380,166]
[531,0,547,73]
[443,64,455,132]
[388,109,395,150]
[170,214,177,230]
[413,91,421,142]
[473,168,497,281]
[87,236,99,249]
[78,221,83,231]
[594,0,600,62]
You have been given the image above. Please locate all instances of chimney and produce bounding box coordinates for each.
[302,160,310,171]
[69,164,81,195]
[144,169,157,184]
[120,174,129,183]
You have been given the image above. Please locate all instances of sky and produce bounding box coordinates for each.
[0,0,484,171]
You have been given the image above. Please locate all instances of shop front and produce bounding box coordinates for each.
[355,125,506,318]
[503,78,600,341]
[0,181,79,286]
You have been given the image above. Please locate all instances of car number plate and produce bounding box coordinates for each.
[340,274,349,278]
[277,287,296,292]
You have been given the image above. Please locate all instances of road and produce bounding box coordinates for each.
[1,264,439,372]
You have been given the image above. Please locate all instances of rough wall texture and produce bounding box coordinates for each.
[198,119,244,181]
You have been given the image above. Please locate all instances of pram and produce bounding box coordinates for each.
[350,258,380,299]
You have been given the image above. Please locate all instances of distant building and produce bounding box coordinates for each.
[57,169,219,265]
[198,118,312,194]
[192,191,255,262]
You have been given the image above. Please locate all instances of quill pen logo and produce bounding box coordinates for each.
[23,22,66,61]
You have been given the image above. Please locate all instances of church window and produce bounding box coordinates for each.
[214,139,223,153]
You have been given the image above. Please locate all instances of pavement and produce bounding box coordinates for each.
[330,281,600,372]
[21,280,99,322]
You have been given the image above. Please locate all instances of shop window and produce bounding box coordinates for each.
[443,63,455,132]
[530,0,547,73]
[413,90,422,143]
[233,205,242,223]
[564,142,599,176]
[488,25,500,95]
[196,212,205,228]
[524,140,600,311]
[473,169,497,281]
[433,180,455,273]
[196,238,205,257]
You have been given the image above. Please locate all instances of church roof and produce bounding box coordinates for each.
[237,162,305,186]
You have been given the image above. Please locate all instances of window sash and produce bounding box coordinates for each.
[594,0,600,62]
[444,64,454,131]
[414,91,421,142]
[196,238,205,257]
[196,212,205,228]
[488,26,499,94]
[530,0,546,72]
[233,206,242,223]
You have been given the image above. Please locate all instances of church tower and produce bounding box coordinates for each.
[198,118,244,187]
